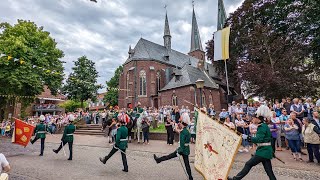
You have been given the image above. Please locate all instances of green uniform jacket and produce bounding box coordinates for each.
[61,124,76,143]
[116,125,128,150]
[34,123,49,139]
[252,123,273,159]
[178,127,191,156]
[133,107,144,118]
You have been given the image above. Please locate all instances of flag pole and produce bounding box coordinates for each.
[224,59,230,95]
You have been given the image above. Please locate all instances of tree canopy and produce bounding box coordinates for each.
[206,0,320,99]
[63,56,101,108]
[104,65,123,106]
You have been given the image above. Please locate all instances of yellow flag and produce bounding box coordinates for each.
[222,26,230,60]
[8,55,12,60]
[213,26,230,61]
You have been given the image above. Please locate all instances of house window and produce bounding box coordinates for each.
[156,71,161,92]
[139,70,147,96]
[172,94,178,106]
[202,93,206,107]
[126,73,130,96]
[209,94,213,105]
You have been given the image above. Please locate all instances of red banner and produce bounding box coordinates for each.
[12,119,35,147]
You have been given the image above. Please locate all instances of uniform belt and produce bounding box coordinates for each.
[184,143,190,146]
[120,139,128,141]
[257,142,271,147]
[37,131,46,134]
[66,134,74,136]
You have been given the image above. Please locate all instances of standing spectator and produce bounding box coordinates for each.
[101,109,107,125]
[224,117,235,130]
[246,102,256,120]
[304,98,313,120]
[235,103,244,117]
[302,117,320,163]
[274,103,282,117]
[1,122,5,136]
[95,111,100,124]
[311,111,320,129]
[249,118,258,151]
[0,153,10,173]
[230,101,237,122]
[165,115,174,145]
[189,118,196,143]
[271,112,282,151]
[240,100,247,115]
[266,117,278,154]
[4,122,11,137]
[235,115,249,153]
[284,119,302,161]
[185,106,191,117]
[283,98,292,115]
[290,98,305,121]
[174,107,180,124]
[142,117,150,145]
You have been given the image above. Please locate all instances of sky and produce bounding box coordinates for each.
[0,0,244,92]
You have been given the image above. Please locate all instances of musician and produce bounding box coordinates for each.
[228,113,276,180]
[99,117,128,172]
[153,112,193,180]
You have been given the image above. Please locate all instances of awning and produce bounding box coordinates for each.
[38,97,65,101]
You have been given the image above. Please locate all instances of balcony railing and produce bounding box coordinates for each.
[33,104,63,112]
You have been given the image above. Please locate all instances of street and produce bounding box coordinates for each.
[1,135,320,180]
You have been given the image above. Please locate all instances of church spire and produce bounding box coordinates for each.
[189,6,203,53]
[163,7,171,50]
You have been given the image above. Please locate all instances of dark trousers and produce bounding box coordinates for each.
[306,143,320,162]
[166,129,174,144]
[157,151,193,180]
[103,147,128,171]
[232,155,276,180]
[31,137,45,155]
[271,138,276,153]
[143,129,149,143]
[56,141,73,160]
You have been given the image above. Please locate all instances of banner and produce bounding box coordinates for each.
[195,110,242,180]
[12,119,35,147]
[214,26,230,61]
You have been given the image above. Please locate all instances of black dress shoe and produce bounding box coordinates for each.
[122,169,128,172]
[153,154,160,164]
[227,177,233,180]
[99,157,106,164]
[68,158,72,161]
[53,149,58,154]
[39,154,43,156]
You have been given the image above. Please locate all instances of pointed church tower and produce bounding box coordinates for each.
[188,6,205,70]
[163,11,171,50]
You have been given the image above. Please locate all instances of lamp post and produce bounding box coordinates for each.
[195,78,205,108]
[39,98,45,115]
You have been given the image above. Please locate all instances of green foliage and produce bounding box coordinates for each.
[206,0,320,99]
[63,56,102,108]
[59,100,87,113]
[150,123,166,133]
[0,20,64,103]
[104,65,123,106]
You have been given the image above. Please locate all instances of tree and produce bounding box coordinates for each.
[104,65,123,106]
[63,56,101,108]
[0,20,64,112]
[59,100,87,113]
[206,0,320,99]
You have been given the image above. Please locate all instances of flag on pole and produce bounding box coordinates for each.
[12,119,35,147]
[214,26,230,61]
[194,110,242,180]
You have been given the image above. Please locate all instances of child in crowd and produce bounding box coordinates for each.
[1,121,6,136]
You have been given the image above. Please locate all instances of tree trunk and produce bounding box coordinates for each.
[81,100,84,109]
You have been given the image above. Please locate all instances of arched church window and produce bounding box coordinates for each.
[172,94,177,106]
[139,70,147,96]
[209,94,213,105]
[202,92,206,107]
[156,71,161,92]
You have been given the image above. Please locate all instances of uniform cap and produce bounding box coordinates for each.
[181,112,191,125]
[39,115,45,121]
[68,114,75,121]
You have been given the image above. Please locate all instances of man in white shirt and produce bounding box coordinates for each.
[0,153,10,173]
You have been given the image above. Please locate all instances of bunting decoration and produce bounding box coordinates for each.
[0,95,35,98]
[12,119,35,147]
[195,110,242,180]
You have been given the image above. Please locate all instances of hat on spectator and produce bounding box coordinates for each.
[39,115,45,121]
[68,114,75,122]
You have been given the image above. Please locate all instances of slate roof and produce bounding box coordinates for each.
[160,64,219,91]
[124,38,199,68]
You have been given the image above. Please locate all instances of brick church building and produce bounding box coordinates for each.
[118,7,237,110]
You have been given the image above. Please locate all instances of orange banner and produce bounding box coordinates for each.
[12,119,35,147]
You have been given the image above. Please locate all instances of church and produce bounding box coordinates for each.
[118,6,237,110]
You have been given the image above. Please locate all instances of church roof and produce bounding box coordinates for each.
[190,8,203,52]
[160,64,219,91]
[124,38,199,68]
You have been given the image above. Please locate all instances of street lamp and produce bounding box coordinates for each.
[39,98,45,115]
[195,78,205,108]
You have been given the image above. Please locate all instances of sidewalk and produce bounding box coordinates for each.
[44,134,320,172]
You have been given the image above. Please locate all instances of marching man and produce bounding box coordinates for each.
[31,115,50,156]
[99,115,129,172]
[228,111,276,180]
[153,112,193,180]
[53,114,76,160]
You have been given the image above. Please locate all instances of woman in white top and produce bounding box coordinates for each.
[271,111,282,151]
[224,117,235,130]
